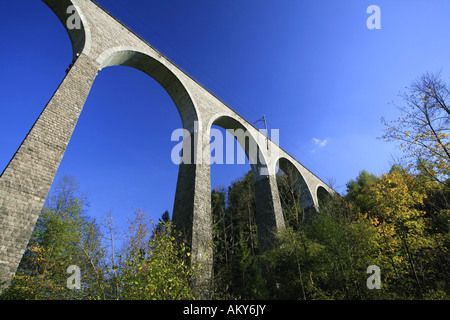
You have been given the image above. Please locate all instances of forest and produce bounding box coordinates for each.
[0,72,449,300]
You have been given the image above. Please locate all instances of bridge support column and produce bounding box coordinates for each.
[172,132,213,297]
[0,53,99,288]
[254,173,285,252]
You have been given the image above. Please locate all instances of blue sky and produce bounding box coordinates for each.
[1,0,450,230]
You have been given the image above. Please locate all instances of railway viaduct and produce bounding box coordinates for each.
[0,0,335,290]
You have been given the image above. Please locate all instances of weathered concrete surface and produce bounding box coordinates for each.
[0,0,335,290]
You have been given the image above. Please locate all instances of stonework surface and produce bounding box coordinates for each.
[0,0,335,290]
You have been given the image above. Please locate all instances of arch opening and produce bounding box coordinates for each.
[209,116,271,299]
[52,63,183,229]
[99,50,199,131]
[211,115,268,176]
[209,114,267,242]
[93,50,206,258]
[208,115,284,241]
[276,157,316,226]
[317,185,333,208]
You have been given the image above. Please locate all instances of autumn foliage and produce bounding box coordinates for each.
[1,72,449,300]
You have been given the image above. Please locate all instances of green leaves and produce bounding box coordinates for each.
[261,165,450,300]
[1,176,106,300]
[263,196,379,300]
[117,213,196,300]
[211,171,267,299]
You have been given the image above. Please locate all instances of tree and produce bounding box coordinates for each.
[211,187,232,297]
[365,166,449,298]
[153,210,171,238]
[1,176,107,300]
[211,171,268,299]
[102,209,120,300]
[382,71,450,183]
[345,170,379,213]
[117,209,196,300]
[379,71,450,298]
[1,182,199,300]
[263,195,379,300]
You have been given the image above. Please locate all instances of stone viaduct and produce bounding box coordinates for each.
[0,0,335,289]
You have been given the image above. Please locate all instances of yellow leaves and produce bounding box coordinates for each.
[29,246,42,253]
[28,245,49,264]
[360,169,446,287]
[367,170,428,235]
[370,217,380,226]
[393,256,404,264]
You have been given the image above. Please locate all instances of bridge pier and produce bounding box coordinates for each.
[0,53,99,287]
[253,173,285,251]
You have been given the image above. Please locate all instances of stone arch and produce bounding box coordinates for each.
[317,185,333,207]
[209,114,267,173]
[43,0,200,132]
[96,48,199,131]
[93,48,210,274]
[43,0,91,58]
[276,157,316,221]
[208,114,283,251]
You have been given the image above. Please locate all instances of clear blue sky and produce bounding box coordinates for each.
[1,0,450,231]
